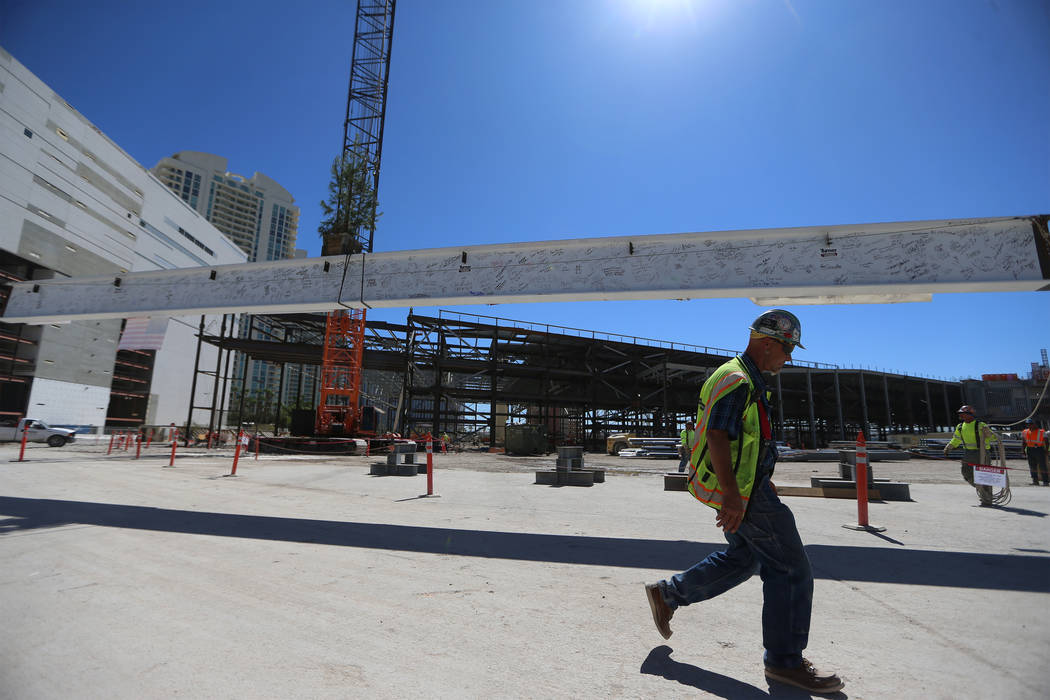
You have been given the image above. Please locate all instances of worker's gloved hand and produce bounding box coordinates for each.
[942,447,950,457]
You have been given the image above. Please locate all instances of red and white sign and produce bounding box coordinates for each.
[974,465,1007,488]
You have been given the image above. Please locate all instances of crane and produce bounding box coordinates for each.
[317,0,397,436]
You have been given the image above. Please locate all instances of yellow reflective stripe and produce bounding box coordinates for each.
[691,480,751,504]
[689,372,745,457]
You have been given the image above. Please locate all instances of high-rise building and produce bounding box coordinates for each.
[152,151,299,262]
[152,152,314,415]
[0,48,247,431]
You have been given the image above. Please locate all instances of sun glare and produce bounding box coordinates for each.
[621,0,723,33]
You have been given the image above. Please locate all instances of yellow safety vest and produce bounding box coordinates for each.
[947,421,997,451]
[686,356,768,510]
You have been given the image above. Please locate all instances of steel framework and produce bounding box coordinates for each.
[191,310,973,448]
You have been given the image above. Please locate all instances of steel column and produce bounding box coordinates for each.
[236,316,254,437]
[883,374,893,438]
[858,371,869,439]
[833,369,845,440]
[806,369,817,448]
[924,380,934,431]
[206,314,227,438]
[184,315,206,447]
[776,372,785,441]
[489,319,498,451]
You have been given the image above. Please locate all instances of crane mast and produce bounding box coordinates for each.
[318,0,396,436]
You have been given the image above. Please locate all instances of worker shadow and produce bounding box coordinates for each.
[640,646,846,699]
[858,529,906,546]
[1,495,1048,594]
[990,505,1046,518]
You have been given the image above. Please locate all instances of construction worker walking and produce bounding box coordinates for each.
[1021,419,1049,486]
[677,423,695,473]
[644,309,843,694]
[943,405,1001,506]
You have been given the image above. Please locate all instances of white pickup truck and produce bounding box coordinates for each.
[0,418,76,447]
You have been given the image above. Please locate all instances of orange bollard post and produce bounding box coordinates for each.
[855,432,869,526]
[124,431,131,451]
[365,439,371,457]
[146,431,153,449]
[168,435,177,467]
[18,424,28,462]
[107,434,115,455]
[230,431,244,476]
[426,434,434,496]
[843,431,885,532]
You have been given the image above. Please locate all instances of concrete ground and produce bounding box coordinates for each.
[1,443,1048,699]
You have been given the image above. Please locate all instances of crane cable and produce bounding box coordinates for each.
[988,369,1050,431]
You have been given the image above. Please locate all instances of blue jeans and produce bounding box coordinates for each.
[658,478,813,669]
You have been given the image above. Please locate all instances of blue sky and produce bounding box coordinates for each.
[2,0,1047,380]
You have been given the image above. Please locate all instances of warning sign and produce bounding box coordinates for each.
[974,465,1007,488]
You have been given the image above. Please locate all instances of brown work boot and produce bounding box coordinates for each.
[644,583,673,639]
[764,658,844,694]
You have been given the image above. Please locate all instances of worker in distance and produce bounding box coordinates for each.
[1021,419,1049,486]
[645,309,844,695]
[943,405,1002,506]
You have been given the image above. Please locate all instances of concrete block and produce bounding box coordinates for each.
[811,477,911,501]
[559,470,594,487]
[534,469,594,487]
[664,473,689,491]
[369,463,389,476]
[535,470,557,485]
[839,462,876,485]
[386,452,416,466]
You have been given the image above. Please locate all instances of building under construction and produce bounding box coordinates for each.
[192,309,979,452]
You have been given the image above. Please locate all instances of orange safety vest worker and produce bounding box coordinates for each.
[1023,427,1047,447]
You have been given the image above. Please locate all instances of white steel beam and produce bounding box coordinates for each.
[3,215,1047,324]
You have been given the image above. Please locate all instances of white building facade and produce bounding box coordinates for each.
[0,47,247,432]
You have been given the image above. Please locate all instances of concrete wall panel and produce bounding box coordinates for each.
[25,376,110,428]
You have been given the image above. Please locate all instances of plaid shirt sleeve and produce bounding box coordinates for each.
[705,383,748,441]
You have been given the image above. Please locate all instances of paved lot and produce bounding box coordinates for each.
[2,444,1048,698]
